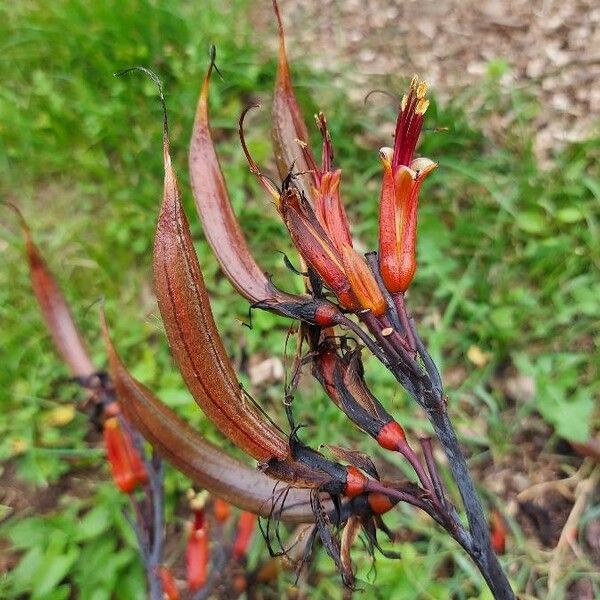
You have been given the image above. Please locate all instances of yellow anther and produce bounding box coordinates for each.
[415,98,430,115]
[189,490,209,511]
[316,111,327,125]
[410,74,419,89]
[416,81,428,99]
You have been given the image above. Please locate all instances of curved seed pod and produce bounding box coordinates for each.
[155,131,289,462]
[190,48,276,304]
[189,48,342,328]
[100,311,318,523]
[135,70,356,497]
[271,0,314,199]
[9,204,95,379]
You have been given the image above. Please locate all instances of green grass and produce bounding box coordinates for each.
[1,0,599,598]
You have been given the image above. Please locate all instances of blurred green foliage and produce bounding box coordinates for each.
[0,0,598,598]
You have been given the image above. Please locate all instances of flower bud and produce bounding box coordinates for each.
[103,417,147,494]
[158,566,179,600]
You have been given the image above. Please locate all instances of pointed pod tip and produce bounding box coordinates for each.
[98,304,120,375]
[198,44,224,124]
[272,0,284,37]
[98,305,110,345]
[1,200,32,242]
[116,66,170,157]
[272,0,290,76]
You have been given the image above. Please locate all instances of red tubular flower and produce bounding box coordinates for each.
[305,113,353,253]
[489,509,507,555]
[378,76,437,294]
[232,511,257,560]
[279,188,359,311]
[186,505,209,591]
[102,416,148,494]
[341,244,386,316]
[213,497,231,524]
[158,566,180,600]
[280,188,386,316]
[314,168,352,252]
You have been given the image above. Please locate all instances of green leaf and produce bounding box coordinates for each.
[515,211,547,234]
[76,505,111,541]
[539,393,595,443]
[555,207,584,223]
[9,546,43,594]
[32,548,79,599]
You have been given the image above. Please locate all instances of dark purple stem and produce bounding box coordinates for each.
[335,313,389,366]
[419,436,447,508]
[119,416,165,600]
[393,292,416,352]
[396,438,438,507]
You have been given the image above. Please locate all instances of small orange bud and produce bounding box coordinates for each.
[489,510,507,555]
[367,492,395,515]
[344,465,368,498]
[103,417,148,494]
[376,421,406,451]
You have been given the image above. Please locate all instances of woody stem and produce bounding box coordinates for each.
[360,287,514,598]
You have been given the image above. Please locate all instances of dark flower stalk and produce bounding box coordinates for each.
[11,0,517,595]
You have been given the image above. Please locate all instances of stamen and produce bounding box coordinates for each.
[415,98,430,115]
[400,94,408,112]
[416,81,428,99]
[316,111,333,173]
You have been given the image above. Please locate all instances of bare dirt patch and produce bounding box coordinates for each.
[255,0,600,162]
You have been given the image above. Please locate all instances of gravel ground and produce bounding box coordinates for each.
[256,0,600,163]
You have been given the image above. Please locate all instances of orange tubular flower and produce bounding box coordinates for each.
[307,113,353,253]
[378,76,437,294]
[186,506,209,591]
[213,497,231,524]
[341,245,386,316]
[102,417,148,494]
[278,156,386,316]
[232,511,257,560]
[158,566,180,600]
[280,190,386,316]
[279,188,359,311]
